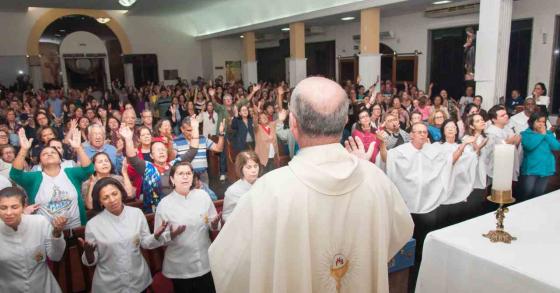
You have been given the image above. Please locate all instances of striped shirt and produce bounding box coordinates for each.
[173,134,214,173]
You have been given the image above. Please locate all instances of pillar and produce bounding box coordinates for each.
[27,55,43,90]
[124,62,135,88]
[103,56,112,91]
[60,56,69,93]
[242,32,258,87]
[475,0,513,110]
[287,22,307,86]
[359,8,381,90]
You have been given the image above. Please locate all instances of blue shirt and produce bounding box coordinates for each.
[173,134,214,173]
[521,129,560,176]
[428,125,442,142]
[46,98,63,117]
[82,142,123,174]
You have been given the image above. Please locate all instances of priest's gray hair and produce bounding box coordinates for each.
[289,85,349,138]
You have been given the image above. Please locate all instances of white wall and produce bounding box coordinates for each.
[220,0,559,94]
[0,56,28,87]
[0,8,203,84]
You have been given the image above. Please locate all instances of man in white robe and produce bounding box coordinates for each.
[486,105,522,182]
[386,123,454,262]
[209,77,414,293]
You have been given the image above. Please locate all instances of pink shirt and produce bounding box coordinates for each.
[352,129,381,163]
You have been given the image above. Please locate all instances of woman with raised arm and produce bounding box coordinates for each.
[120,118,203,211]
[10,128,93,228]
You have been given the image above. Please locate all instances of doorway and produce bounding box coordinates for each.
[551,15,560,113]
[338,56,358,83]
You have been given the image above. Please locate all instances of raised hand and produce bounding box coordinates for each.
[52,216,68,237]
[345,136,375,161]
[69,119,78,131]
[170,224,186,240]
[119,126,133,141]
[252,84,261,93]
[154,220,169,240]
[208,88,216,97]
[18,128,33,151]
[277,85,285,97]
[68,128,82,150]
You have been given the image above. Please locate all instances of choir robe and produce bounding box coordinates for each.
[485,124,522,182]
[386,142,454,214]
[82,206,165,293]
[0,215,66,293]
[463,135,490,189]
[208,143,413,293]
[437,142,478,205]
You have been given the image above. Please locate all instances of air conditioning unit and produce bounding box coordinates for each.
[380,31,395,39]
[306,26,325,35]
[425,0,479,18]
[352,31,395,41]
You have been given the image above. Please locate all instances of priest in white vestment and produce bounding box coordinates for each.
[209,77,414,293]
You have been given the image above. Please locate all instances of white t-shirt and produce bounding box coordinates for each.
[35,171,81,229]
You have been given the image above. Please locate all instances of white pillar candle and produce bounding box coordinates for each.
[493,144,515,191]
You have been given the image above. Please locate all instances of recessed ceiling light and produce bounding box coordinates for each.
[433,0,452,4]
[18,70,24,75]
[281,27,290,32]
[341,16,355,21]
[119,0,136,7]
[96,17,111,24]
[240,35,244,38]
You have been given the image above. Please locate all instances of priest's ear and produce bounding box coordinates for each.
[289,111,299,139]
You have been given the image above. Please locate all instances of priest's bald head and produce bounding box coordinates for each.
[289,77,349,147]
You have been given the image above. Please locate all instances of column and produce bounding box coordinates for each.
[103,56,112,91]
[359,8,381,91]
[60,56,69,93]
[123,62,135,88]
[475,0,513,110]
[242,32,258,87]
[287,22,307,86]
[27,55,43,90]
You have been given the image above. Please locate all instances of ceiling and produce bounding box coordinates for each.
[0,0,224,15]
[40,15,119,44]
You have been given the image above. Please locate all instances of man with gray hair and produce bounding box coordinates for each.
[209,77,413,293]
[82,124,123,173]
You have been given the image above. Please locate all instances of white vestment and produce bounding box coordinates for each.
[83,206,165,293]
[209,143,413,293]
[222,179,253,222]
[462,135,490,189]
[386,143,453,214]
[0,215,66,293]
[436,142,478,205]
[485,124,522,181]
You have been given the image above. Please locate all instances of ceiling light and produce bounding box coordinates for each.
[341,16,355,21]
[555,49,560,54]
[96,17,111,24]
[240,35,244,38]
[433,0,452,4]
[119,0,136,7]
[281,27,290,32]
[18,70,24,75]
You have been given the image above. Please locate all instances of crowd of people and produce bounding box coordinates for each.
[0,74,558,292]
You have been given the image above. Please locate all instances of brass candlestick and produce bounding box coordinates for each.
[483,189,517,243]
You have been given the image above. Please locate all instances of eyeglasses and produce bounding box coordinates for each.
[435,116,445,119]
[412,130,428,134]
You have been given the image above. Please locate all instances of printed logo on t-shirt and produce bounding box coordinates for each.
[39,185,72,220]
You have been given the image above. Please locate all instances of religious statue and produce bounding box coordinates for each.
[464,27,476,81]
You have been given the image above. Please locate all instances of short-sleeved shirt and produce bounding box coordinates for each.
[173,134,214,173]
[35,171,80,229]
